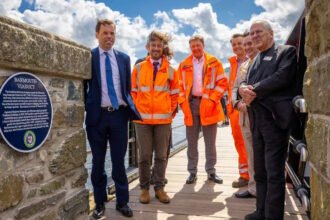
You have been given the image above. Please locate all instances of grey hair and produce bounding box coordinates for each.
[251,20,273,31]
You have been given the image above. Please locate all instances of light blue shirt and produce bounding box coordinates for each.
[99,47,126,107]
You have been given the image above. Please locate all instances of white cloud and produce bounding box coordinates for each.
[172,3,233,64]
[235,0,305,42]
[0,0,21,12]
[0,0,23,18]
[153,11,181,34]
[0,0,304,68]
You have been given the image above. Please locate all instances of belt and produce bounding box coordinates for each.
[191,95,202,99]
[101,105,127,112]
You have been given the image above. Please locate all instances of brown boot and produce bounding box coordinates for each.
[232,177,249,188]
[139,189,150,204]
[155,188,170,203]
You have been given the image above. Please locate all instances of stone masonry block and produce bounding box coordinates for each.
[60,189,89,220]
[0,174,24,212]
[0,16,91,80]
[303,54,330,115]
[15,191,65,220]
[305,116,330,178]
[39,177,65,196]
[305,0,330,59]
[52,104,85,128]
[310,170,330,220]
[48,129,86,175]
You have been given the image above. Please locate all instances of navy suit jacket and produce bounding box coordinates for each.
[84,47,141,126]
[244,44,297,130]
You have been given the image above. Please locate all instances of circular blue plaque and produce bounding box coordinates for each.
[0,72,53,153]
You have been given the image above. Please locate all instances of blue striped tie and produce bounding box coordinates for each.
[104,52,119,109]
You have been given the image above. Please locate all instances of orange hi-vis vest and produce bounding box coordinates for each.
[131,56,179,124]
[178,53,228,126]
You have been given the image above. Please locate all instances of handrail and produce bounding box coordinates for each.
[292,95,307,113]
[289,136,308,162]
[285,163,311,213]
[86,122,185,154]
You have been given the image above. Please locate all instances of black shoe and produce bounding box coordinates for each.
[208,173,223,184]
[116,204,133,217]
[92,203,105,219]
[186,173,197,184]
[234,190,256,198]
[245,211,264,220]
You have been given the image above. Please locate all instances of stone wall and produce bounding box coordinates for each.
[0,16,91,219]
[304,0,330,219]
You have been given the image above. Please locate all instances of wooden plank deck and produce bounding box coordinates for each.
[104,126,308,219]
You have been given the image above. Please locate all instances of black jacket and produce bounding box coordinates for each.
[243,44,297,130]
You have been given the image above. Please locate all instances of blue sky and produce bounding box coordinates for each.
[1,0,304,67]
[95,0,264,28]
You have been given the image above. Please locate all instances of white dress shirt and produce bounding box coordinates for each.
[150,58,162,70]
[99,47,126,107]
[192,55,204,96]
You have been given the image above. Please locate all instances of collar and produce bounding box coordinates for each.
[237,56,248,63]
[260,43,275,56]
[192,55,205,64]
[150,58,162,65]
[99,47,115,57]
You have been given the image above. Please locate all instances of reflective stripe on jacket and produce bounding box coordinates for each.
[131,56,179,124]
[178,52,228,126]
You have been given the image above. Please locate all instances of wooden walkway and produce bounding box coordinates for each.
[104,126,308,219]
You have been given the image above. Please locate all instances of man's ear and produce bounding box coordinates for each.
[145,43,150,51]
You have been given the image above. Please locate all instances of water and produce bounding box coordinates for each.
[85,111,186,191]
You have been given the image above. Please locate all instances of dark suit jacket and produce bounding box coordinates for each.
[84,47,141,126]
[244,44,297,130]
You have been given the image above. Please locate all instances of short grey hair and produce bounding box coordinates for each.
[189,35,204,45]
[251,20,273,31]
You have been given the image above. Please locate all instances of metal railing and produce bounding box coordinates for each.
[85,111,188,192]
[285,95,310,216]
[284,11,311,218]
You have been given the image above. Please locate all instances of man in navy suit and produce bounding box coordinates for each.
[84,19,140,219]
[239,20,297,220]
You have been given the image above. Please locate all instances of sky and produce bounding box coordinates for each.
[0,0,304,68]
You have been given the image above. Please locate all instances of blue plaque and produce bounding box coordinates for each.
[0,72,53,153]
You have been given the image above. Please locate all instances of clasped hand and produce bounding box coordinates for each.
[238,85,256,106]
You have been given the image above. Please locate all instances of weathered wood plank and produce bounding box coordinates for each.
[104,126,307,220]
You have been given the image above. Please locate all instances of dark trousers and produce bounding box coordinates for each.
[86,108,129,206]
[252,106,289,220]
[135,123,171,190]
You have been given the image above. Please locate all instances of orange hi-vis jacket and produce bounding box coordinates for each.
[227,55,239,114]
[178,53,228,126]
[131,56,179,125]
